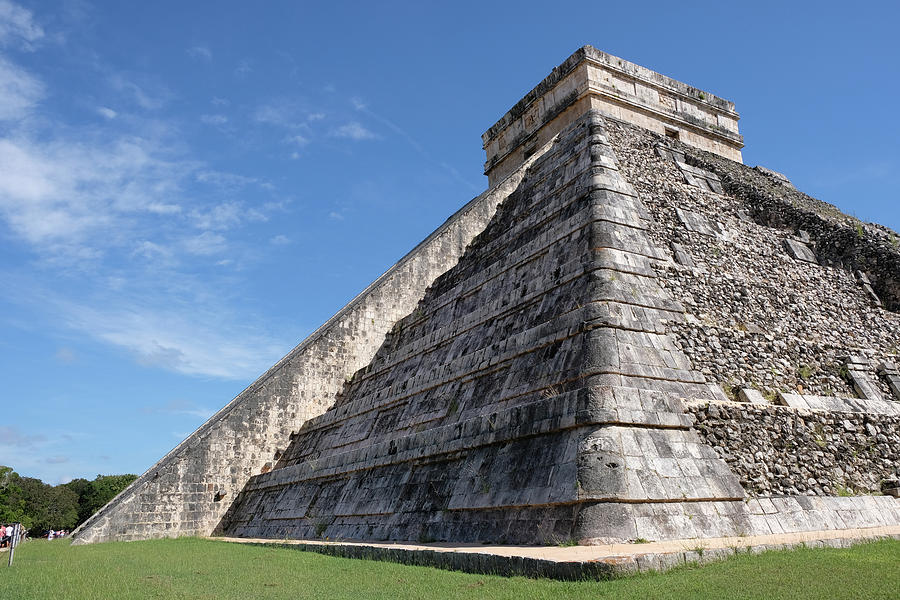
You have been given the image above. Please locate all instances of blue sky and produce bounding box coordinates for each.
[1,1,897,484]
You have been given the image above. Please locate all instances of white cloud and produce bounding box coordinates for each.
[96,106,117,119]
[145,399,215,420]
[189,199,268,233]
[0,135,189,249]
[270,234,290,245]
[0,55,43,120]
[186,45,212,61]
[144,201,182,215]
[183,231,227,255]
[195,170,255,189]
[133,240,173,261]
[0,0,44,47]
[286,134,309,146]
[191,202,241,231]
[200,113,228,125]
[254,101,322,133]
[328,211,344,221]
[62,301,285,379]
[0,27,292,385]
[331,121,377,141]
[109,74,171,110]
[254,102,292,127]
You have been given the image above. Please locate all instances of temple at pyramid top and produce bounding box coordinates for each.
[482,45,744,185]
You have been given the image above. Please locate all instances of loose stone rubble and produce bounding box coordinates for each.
[689,402,900,496]
[608,120,900,401]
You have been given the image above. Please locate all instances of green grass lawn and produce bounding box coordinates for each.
[2,537,898,600]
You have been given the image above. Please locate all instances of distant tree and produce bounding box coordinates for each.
[19,477,79,533]
[0,467,138,531]
[62,477,91,500]
[77,474,137,525]
[0,466,29,527]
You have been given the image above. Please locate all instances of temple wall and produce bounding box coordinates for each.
[72,154,539,544]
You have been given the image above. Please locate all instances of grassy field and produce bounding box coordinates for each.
[1,537,898,599]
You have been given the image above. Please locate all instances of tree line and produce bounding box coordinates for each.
[0,465,136,534]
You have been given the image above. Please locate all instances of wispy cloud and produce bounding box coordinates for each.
[182,230,227,255]
[351,97,480,191]
[186,45,212,61]
[254,101,297,127]
[200,113,228,125]
[0,54,43,120]
[194,170,256,190]
[331,121,377,141]
[0,425,46,448]
[270,234,290,245]
[0,30,291,382]
[0,134,190,252]
[0,0,44,47]
[189,199,266,233]
[109,73,172,110]
[96,106,117,119]
[144,399,216,420]
[61,299,284,379]
[285,134,309,146]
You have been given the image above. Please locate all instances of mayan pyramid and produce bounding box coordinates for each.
[74,46,900,547]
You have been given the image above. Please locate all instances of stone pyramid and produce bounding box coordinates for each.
[74,46,900,547]
[218,110,745,544]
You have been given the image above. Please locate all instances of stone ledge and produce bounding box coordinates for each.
[686,394,900,417]
[214,525,900,580]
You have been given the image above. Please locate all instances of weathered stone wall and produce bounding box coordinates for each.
[694,152,900,313]
[72,155,537,544]
[482,46,744,186]
[689,401,899,496]
[606,119,900,402]
[220,111,745,546]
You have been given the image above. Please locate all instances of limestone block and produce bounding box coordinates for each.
[737,388,767,405]
[842,355,883,401]
[675,207,721,238]
[877,361,900,401]
[671,242,695,268]
[782,238,818,264]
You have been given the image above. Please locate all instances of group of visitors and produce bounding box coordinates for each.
[47,529,68,540]
[1,524,24,548]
